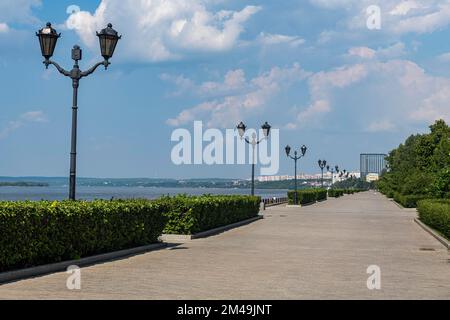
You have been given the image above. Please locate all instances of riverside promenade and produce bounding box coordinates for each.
[0,192,449,299]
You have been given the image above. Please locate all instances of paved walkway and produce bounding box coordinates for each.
[1,192,449,299]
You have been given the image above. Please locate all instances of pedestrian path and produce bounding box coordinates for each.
[1,192,449,299]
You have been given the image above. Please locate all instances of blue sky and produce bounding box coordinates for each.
[1,0,449,179]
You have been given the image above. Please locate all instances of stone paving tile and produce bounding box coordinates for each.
[0,192,449,300]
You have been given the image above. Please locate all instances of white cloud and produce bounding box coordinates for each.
[66,0,260,62]
[287,64,368,129]
[348,47,376,59]
[309,64,369,99]
[437,52,450,62]
[376,42,406,58]
[0,23,9,33]
[411,86,450,122]
[309,0,356,9]
[0,111,48,140]
[289,58,450,130]
[288,100,331,129]
[0,0,41,24]
[311,0,450,36]
[366,120,395,132]
[347,43,406,60]
[257,32,305,47]
[21,111,48,123]
[166,63,309,127]
[389,1,422,16]
[392,2,450,34]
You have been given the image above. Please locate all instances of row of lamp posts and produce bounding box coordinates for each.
[236,120,354,205]
[37,21,350,202]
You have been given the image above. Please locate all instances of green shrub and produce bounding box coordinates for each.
[287,189,327,205]
[417,199,450,240]
[386,189,395,198]
[0,199,168,272]
[394,193,430,208]
[316,189,328,201]
[160,195,261,235]
[328,189,345,198]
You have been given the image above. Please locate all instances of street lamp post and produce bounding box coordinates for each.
[318,159,327,188]
[37,23,121,200]
[327,165,339,185]
[285,145,307,205]
[339,169,348,179]
[237,121,271,196]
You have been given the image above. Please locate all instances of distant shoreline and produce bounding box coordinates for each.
[0,182,49,187]
[0,177,329,190]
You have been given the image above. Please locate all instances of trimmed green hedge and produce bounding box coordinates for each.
[0,195,262,271]
[417,199,450,240]
[160,195,261,235]
[393,193,429,208]
[0,200,168,272]
[316,189,328,201]
[328,189,345,198]
[287,189,327,205]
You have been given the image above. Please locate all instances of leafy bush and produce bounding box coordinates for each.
[0,200,168,272]
[287,189,327,205]
[385,189,395,199]
[316,189,328,201]
[332,178,372,191]
[378,120,450,200]
[417,199,450,240]
[394,193,430,208]
[432,167,450,199]
[328,189,345,198]
[160,195,261,235]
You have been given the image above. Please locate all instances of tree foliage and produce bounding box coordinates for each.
[377,120,450,199]
[332,177,373,190]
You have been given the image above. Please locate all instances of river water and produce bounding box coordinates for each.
[0,186,288,201]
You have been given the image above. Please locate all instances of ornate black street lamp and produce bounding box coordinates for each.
[37,23,121,200]
[318,159,327,188]
[237,121,271,196]
[327,165,339,185]
[285,145,307,205]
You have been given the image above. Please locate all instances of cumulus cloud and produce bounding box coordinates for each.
[289,58,450,131]
[347,43,406,60]
[411,86,450,122]
[287,64,368,129]
[0,23,9,33]
[310,0,450,36]
[257,32,305,47]
[0,111,48,140]
[166,63,309,127]
[389,1,422,16]
[66,0,260,62]
[348,47,376,59]
[437,52,450,62]
[0,0,41,25]
[287,100,331,129]
[392,2,450,34]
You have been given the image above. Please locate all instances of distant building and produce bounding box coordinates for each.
[360,154,388,180]
[365,173,380,183]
